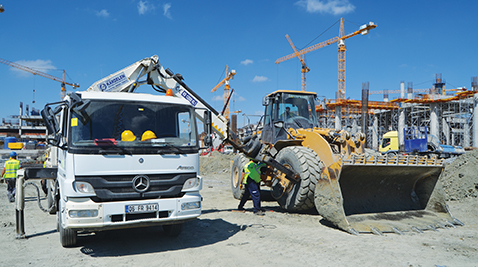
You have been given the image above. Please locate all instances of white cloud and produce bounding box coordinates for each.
[163,3,172,19]
[240,59,253,66]
[95,9,110,18]
[212,95,223,101]
[237,96,246,101]
[252,76,268,82]
[295,0,355,15]
[138,1,155,15]
[11,60,56,78]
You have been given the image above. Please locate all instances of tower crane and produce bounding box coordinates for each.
[284,34,310,91]
[276,18,376,99]
[211,65,236,120]
[0,57,79,99]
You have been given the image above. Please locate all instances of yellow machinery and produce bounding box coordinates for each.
[230,90,463,235]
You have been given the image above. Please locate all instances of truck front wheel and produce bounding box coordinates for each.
[58,201,77,247]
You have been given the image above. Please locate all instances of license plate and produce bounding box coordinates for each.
[125,203,159,213]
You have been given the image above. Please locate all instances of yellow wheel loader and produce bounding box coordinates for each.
[229,90,463,235]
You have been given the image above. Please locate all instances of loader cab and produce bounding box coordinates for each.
[261,90,318,144]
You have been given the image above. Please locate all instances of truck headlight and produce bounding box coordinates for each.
[181,201,201,210]
[182,177,199,190]
[73,181,95,194]
[69,209,98,218]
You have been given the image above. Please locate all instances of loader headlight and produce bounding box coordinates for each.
[182,177,200,190]
[73,181,95,194]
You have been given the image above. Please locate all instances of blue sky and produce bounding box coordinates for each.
[0,0,477,127]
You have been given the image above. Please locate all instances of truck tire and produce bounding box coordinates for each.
[163,223,183,237]
[273,146,321,211]
[231,153,248,200]
[47,180,57,215]
[59,201,77,247]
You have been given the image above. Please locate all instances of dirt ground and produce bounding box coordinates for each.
[1,151,477,267]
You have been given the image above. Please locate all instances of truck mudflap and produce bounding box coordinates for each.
[314,154,464,235]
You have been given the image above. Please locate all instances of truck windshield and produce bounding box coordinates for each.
[69,100,198,152]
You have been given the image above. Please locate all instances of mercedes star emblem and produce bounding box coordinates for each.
[132,175,150,193]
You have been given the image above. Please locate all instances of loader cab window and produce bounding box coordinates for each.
[278,93,318,129]
[69,99,198,154]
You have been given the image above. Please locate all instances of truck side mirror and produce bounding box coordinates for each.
[41,106,60,135]
[262,96,270,106]
[203,110,213,147]
[41,106,62,147]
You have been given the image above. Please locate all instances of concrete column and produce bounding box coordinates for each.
[442,117,450,145]
[372,114,378,150]
[398,107,406,146]
[351,119,358,135]
[430,103,439,138]
[474,94,478,147]
[335,106,342,130]
[400,81,405,99]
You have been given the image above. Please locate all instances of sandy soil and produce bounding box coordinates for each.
[1,151,477,267]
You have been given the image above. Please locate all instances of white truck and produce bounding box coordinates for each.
[41,55,229,247]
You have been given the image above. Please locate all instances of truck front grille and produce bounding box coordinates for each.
[75,172,195,202]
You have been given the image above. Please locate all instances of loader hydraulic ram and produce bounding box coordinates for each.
[230,90,463,234]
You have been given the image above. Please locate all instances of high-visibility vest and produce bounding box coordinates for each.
[243,161,266,184]
[3,159,20,179]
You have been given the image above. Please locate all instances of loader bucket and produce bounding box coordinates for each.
[314,154,463,235]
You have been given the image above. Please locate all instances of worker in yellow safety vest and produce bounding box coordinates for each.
[2,151,21,202]
[236,159,267,216]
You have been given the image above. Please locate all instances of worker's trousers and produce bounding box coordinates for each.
[238,177,261,213]
[5,178,16,202]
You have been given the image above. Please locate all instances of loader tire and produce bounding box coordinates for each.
[273,146,322,211]
[231,153,248,200]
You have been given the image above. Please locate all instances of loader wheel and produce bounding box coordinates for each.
[273,146,322,211]
[231,153,248,200]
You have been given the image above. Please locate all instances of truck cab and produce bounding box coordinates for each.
[43,91,203,247]
[379,130,399,154]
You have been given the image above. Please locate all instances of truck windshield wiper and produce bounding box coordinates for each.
[99,146,132,155]
[157,144,185,154]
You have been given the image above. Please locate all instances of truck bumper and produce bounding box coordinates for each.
[62,193,201,232]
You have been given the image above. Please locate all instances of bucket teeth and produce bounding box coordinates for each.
[347,228,360,236]
[371,227,383,236]
[446,221,457,228]
[392,227,404,235]
[453,218,465,226]
[436,222,447,229]
[428,225,438,232]
[412,226,424,233]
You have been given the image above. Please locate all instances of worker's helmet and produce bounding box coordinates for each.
[121,130,136,142]
[10,151,17,158]
[141,130,157,141]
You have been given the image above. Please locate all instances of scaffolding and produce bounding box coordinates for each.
[316,77,478,150]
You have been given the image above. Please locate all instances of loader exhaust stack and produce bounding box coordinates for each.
[315,154,464,235]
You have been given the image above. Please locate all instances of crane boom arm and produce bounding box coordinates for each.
[0,58,79,87]
[275,21,376,64]
[86,55,230,140]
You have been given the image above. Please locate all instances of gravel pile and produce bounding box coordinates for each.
[441,149,478,201]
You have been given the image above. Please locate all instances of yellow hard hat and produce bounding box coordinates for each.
[121,130,136,142]
[141,130,157,141]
